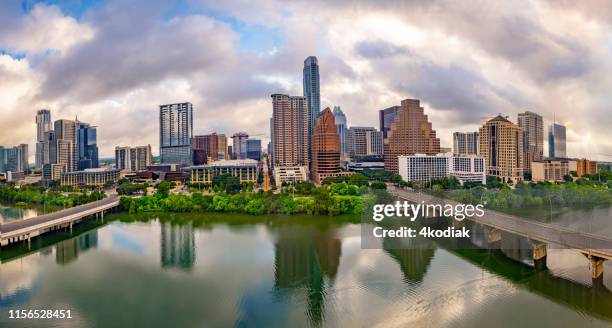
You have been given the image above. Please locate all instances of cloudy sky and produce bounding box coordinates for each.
[1,0,611,160]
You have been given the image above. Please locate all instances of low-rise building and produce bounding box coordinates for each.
[191,159,259,185]
[60,168,120,189]
[42,163,64,182]
[576,158,598,177]
[531,160,569,182]
[398,153,486,185]
[273,166,309,186]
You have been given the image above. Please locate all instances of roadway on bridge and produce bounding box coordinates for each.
[389,187,612,260]
[0,194,120,234]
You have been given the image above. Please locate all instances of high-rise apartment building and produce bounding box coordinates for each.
[548,123,567,158]
[478,115,524,182]
[332,106,348,158]
[232,132,249,159]
[193,133,219,164]
[160,102,193,165]
[379,105,401,140]
[303,56,320,165]
[54,119,79,172]
[271,94,308,168]
[517,111,543,171]
[115,145,152,172]
[77,123,99,170]
[35,109,51,170]
[347,127,383,157]
[311,108,343,184]
[453,132,479,156]
[384,99,440,172]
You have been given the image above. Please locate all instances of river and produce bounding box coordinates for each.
[0,209,611,327]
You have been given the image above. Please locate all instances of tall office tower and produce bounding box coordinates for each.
[2,144,29,173]
[240,139,262,161]
[0,147,6,172]
[271,94,308,167]
[45,130,57,165]
[160,102,193,165]
[269,117,274,163]
[16,144,29,173]
[35,109,51,170]
[77,123,99,170]
[366,130,384,156]
[548,123,567,158]
[379,105,400,140]
[347,127,378,157]
[232,132,249,159]
[54,119,79,172]
[217,134,228,160]
[332,106,348,158]
[478,115,524,182]
[384,99,440,172]
[303,56,320,165]
[452,132,479,155]
[193,133,219,164]
[517,111,543,171]
[115,145,152,172]
[311,108,341,184]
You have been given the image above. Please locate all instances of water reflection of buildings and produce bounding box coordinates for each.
[160,222,195,270]
[55,230,98,265]
[382,236,435,284]
[273,228,342,326]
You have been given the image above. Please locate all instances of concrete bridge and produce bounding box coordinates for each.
[0,194,120,247]
[389,187,612,282]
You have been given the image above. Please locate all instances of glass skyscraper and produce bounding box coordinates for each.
[160,102,193,164]
[548,123,567,158]
[332,106,347,158]
[240,139,262,161]
[303,56,320,165]
[77,123,99,170]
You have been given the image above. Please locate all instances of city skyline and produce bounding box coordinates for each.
[1,1,611,161]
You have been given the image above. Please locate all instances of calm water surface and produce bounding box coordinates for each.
[0,209,611,328]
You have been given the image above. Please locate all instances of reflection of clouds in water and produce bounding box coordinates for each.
[0,252,45,302]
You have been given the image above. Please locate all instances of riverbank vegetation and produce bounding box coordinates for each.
[0,185,106,208]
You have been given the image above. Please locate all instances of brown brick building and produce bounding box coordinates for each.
[311,108,346,184]
[478,115,524,182]
[192,133,219,165]
[383,99,440,172]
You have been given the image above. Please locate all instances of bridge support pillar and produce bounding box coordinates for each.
[532,242,547,271]
[486,228,501,249]
[70,222,73,234]
[27,236,31,250]
[586,255,606,282]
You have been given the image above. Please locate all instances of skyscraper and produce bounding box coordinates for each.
[332,106,348,158]
[77,123,99,170]
[193,133,219,164]
[548,123,567,158]
[303,56,320,165]
[452,132,479,156]
[379,105,401,140]
[160,102,193,165]
[517,111,543,171]
[232,132,249,159]
[347,126,380,158]
[478,115,524,182]
[311,108,342,184]
[240,139,262,161]
[54,119,79,172]
[384,99,440,172]
[217,134,228,160]
[35,109,51,170]
[271,94,308,168]
[115,145,152,172]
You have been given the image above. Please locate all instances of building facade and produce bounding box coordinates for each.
[347,127,378,158]
[55,119,79,172]
[115,145,152,172]
[478,115,524,182]
[517,111,543,171]
[384,99,441,172]
[531,160,569,182]
[548,123,567,158]
[452,132,479,156]
[271,94,308,168]
[311,108,348,184]
[232,132,249,159]
[160,102,193,165]
[217,134,228,160]
[60,168,120,189]
[332,106,348,158]
[273,166,309,185]
[77,123,99,170]
[190,159,259,185]
[303,56,321,165]
[398,153,486,185]
[240,139,262,161]
[35,109,51,170]
[366,130,383,156]
[193,133,219,164]
[379,105,400,140]
[576,159,598,177]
